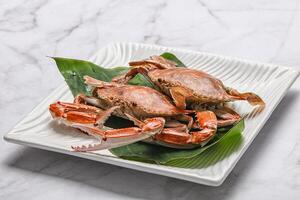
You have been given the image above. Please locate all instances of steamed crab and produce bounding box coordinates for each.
[49,76,219,151]
[113,55,265,127]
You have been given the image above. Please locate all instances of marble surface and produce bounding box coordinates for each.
[0,0,300,199]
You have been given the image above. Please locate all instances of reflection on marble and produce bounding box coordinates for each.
[0,0,299,199]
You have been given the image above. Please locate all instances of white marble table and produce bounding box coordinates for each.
[1,0,300,199]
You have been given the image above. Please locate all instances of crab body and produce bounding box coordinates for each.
[92,84,183,119]
[148,68,231,105]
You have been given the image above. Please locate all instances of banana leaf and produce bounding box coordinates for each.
[110,120,244,165]
[52,57,129,96]
[160,52,186,67]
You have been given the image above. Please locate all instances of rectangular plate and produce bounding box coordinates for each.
[4,43,299,186]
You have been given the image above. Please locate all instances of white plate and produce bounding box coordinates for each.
[4,42,299,186]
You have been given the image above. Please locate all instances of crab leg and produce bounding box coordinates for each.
[113,55,178,84]
[112,55,175,84]
[74,93,107,111]
[84,76,121,88]
[129,55,176,69]
[111,65,153,84]
[169,87,189,110]
[226,87,265,108]
[49,101,165,152]
[112,67,144,83]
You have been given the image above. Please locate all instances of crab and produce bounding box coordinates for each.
[49,76,220,151]
[113,55,265,126]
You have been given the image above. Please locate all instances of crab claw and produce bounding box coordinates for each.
[49,101,118,127]
[150,111,217,147]
[211,106,241,127]
[70,117,165,152]
[188,111,217,145]
[49,101,165,152]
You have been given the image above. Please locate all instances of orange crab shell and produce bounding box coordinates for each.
[92,84,189,118]
[148,68,231,104]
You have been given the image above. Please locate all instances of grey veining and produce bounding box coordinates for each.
[0,0,300,199]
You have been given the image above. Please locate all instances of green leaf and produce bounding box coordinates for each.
[160,52,186,67]
[109,119,244,165]
[52,57,129,96]
[166,131,243,168]
[128,74,155,88]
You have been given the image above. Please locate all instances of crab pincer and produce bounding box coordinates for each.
[152,110,217,147]
[49,101,165,152]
